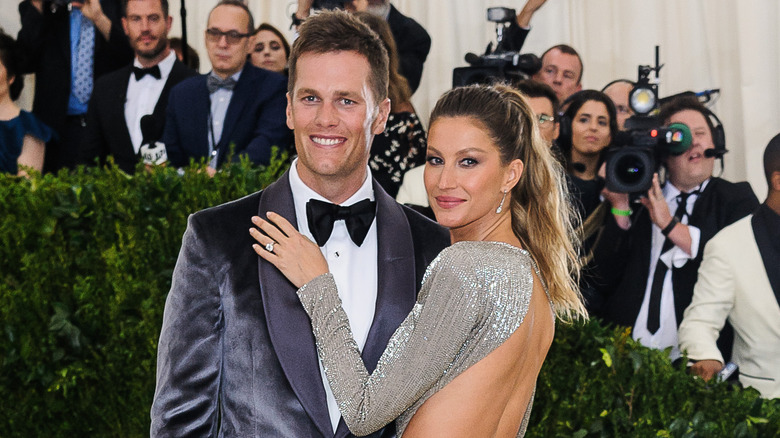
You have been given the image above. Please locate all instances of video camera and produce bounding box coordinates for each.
[603,47,693,193]
[452,7,541,87]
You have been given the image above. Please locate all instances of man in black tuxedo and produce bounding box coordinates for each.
[150,10,449,437]
[592,95,759,361]
[295,0,430,94]
[17,0,133,173]
[80,0,196,173]
[161,0,290,175]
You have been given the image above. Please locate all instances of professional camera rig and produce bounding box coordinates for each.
[604,47,694,194]
[452,7,541,87]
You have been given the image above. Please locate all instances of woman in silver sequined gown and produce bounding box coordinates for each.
[251,84,588,437]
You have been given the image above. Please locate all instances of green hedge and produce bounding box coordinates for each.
[1,159,778,437]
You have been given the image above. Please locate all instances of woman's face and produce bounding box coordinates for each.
[570,100,611,157]
[425,116,521,233]
[0,58,10,99]
[250,30,287,74]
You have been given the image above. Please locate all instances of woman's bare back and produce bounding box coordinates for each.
[402,275,554,437]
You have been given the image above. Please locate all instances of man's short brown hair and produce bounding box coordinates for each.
[287,10,389,106]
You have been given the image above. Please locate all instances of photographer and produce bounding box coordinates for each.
[17,0,133,173]
[591,95,759,361]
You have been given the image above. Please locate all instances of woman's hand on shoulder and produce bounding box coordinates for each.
[250,212,329,288]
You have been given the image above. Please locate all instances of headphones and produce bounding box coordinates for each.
[702,107,727,158]
[555,92,580,154]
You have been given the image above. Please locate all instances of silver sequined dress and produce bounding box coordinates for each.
[297,241,550,437]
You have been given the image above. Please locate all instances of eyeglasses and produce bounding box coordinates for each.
[205,28,251,45]
[538,114,556,125]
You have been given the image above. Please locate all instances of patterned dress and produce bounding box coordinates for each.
[369,111,426,198]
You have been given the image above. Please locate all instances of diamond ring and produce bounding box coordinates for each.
[265,241,275,253]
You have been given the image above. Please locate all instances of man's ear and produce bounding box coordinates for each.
[285,92,294,130]
[371,97,391,135]
[771,171,780,192]
[122,17,129,36]
[244,33,256,55]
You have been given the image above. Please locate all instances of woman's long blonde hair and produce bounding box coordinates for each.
[429,84,587,321]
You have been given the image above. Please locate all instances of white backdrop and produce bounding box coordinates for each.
[2,0,778,197]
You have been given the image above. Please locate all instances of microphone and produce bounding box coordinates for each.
[704,148,726,158]
[139,115,168,165]
[465,52,483,65]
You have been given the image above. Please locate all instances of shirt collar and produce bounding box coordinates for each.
[289,158,374,209]
[208,67,242,83]
[133,50,177,78]
[664,178,710,202]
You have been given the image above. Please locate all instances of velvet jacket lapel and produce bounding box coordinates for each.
[258,172,418,438]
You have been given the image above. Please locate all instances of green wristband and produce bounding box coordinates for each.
[611,207,632,217]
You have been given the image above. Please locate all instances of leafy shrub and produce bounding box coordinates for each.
[0,157,287,437]
[1,158,777,437]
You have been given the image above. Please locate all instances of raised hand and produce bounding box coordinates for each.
[250,212,329,288]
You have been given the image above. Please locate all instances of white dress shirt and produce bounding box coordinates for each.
[288,159,379,432]
[208,70,242,168]
[124,50,176,153]
[633,179,708,360]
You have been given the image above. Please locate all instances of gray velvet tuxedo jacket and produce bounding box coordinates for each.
[151,172,449,437]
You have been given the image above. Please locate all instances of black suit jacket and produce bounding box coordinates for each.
[162,63,291,168]
[151,173,449,437]
[387,4,430,94]
[80,59,197,173]
[592,178,759,329]
[17,0,133,135]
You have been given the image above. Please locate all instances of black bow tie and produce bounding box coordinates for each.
[207,74,237,93]
[306,198,377,247]
[132,65,161,80]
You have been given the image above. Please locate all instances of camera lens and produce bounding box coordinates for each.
[614,155,645,185]
[605,147,655,193]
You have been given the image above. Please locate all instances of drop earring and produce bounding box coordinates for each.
[496,190,507,214]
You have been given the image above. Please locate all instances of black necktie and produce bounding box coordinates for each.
[646,190,698,334]
[207,75,237,93]
[306,198,377,247]
[132,65,161,80]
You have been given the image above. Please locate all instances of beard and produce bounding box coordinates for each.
[136,35,168,61]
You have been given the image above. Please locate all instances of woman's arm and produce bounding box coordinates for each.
[17,134,45,177]
[297,256,481,435]
[250,215,483,434]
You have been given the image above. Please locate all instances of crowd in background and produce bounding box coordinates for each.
[1,0,778,402]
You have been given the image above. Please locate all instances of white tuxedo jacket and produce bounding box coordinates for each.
[679,215,780,399]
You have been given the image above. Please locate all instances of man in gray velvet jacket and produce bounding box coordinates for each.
[150,10,449,438]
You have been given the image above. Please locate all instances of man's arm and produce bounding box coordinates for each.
[161,87,187,168]
[151,215,223,437]
[76,0,112,41]
[17,0,48,74]
[678,231,736,380]
[502,0,549,52]
[79,87,108,166]
[234,78,290,166]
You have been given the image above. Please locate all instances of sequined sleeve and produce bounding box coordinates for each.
[297,242,535,436]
